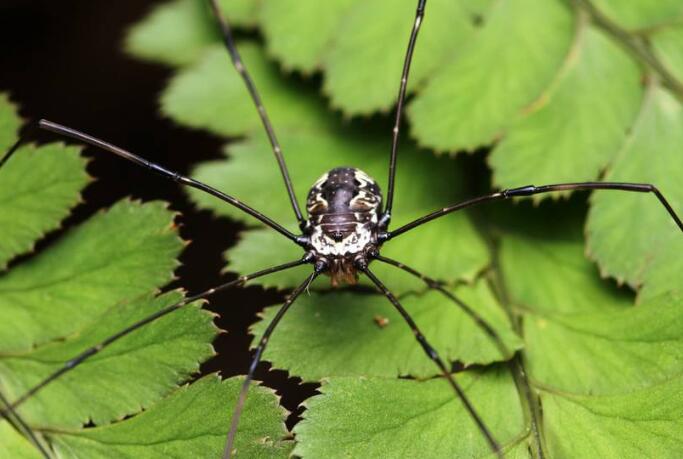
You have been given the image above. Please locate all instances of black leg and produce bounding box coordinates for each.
[382,0,427,227]
[374,255,512,360]
[10,120,303,243]
[208,0,305,230]
[385,182,683,240]
[0,135,25,171]
[1,258,308,416]
[0,390,50,459]
[361,267,503,458]
[223,269,321,459]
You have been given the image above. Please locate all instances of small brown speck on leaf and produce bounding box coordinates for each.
[373,315,389,329]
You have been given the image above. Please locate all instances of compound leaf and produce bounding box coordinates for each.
[0,102,221,457]
[0,200,183,353]
[0,95,88,271]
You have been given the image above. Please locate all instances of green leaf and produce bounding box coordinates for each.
[163,43,489,291]
[500,225,631,316]
[407,0,574,152]
[129,0,481,114]
[318,0,475,114]
[125,0,259,67]
[0,422,42,459]
[524,292,683,395]
[652,25,683,82]
[490,25,642,192]
[260,0,357,74]
[122,4,683,456]
[0,94,21,152]
[252,285,521,380]
[294,369,530,458]
[542,376,683,458]
[499,211,683,390]
[215,0,260,27]
[586,84,683,299]
[0,95,88,270]
[0,200,183,353]
[0,291,214,429]
[0,104,223,457]
[48,376,292,459]
[498,211,683,457]
[161,44,326,136]
[288,218,683,458]
[590,0,683,30]
[225,229,311,290]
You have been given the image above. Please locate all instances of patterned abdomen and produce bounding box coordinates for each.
[306,167,382,256]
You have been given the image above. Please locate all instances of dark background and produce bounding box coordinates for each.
[0,0,316,426]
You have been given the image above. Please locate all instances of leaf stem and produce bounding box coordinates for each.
[573,0,683,102]
[485,243,547,459]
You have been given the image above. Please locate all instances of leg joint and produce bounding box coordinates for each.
[503,185,536,198]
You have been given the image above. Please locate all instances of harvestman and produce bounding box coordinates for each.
[2,1,683,458]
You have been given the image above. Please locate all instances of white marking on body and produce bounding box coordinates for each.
[310,223,374,256]
[311,172,329,189]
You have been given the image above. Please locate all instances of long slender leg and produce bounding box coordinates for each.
[0,136,24,171]
[374,255,512,360]
[361,266,503,458]
[1,258,308,416]
[208,0,305,230]
[0,391,50,459]
[4,121,302,243]
[382,0,427,226]
[385,182,683,240]
[223,269,320,459]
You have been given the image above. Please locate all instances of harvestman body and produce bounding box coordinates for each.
[1,0,683,458]
[306,167,383,285]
